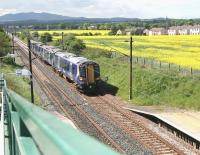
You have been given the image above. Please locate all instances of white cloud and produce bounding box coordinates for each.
[0,8,16,16]
[0,0,200,18]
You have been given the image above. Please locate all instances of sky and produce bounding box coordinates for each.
[0,0,200,18]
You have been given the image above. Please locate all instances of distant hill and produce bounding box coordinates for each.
[0,12,75,22]
[0,12,140,24]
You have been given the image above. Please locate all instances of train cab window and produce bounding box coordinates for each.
[94,65,100,77]
[79,66,86,77]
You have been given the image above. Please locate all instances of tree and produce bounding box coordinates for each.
[53,39,61,47]
[83,23,90,30]
[63,34,86,55]
[19,30,27,40]
[0,28,11,57]
[59,23,66,29]
[40,33,52,43]
[188,19,194,26]
[109,25,118,35]
[32,31,39,39]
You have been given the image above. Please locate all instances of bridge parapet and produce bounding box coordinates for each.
[1,76,119,155]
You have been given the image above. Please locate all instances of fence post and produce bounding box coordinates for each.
[191,67,193,75]
[179,65,181,72]
[143,58,146,66]
[129,36,133,100]
[160,61,161,69]
[169,63,171,70]
[61,32,64,50]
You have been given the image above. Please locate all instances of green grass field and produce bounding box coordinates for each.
[0,60,41,105]
[82,48,200,110]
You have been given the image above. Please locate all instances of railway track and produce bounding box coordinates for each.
[15,38,126,154]
[85,95,184,155]
[13,37,199,155]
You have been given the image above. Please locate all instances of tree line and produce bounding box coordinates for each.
[18,31,86,56]
[6,18,200,31]
[0,27,11,57]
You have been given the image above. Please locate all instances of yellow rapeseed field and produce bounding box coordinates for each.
[35,30,200,69]
[77,35,200,69]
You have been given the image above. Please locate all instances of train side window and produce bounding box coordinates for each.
[72,65,77,75]
[61,59,65,68]
[66,63,70,71]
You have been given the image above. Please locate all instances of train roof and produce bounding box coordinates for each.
[31,40,43,47]
[41,45,54,50]
[52,48,62,53]
[55,52,66,57]
[67,57,92,64]
[31,41,97,64]
[39,45,62,53]
[63,52,76,58]
[31,40,42,45]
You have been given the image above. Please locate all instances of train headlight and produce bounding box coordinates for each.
[79,77,85,81]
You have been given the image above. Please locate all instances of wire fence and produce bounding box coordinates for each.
[132,57,200,76]
[104,51,200,76]
[83,48,200,109]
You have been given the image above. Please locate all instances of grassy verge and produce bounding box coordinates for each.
[0,59,41,106]
[81,47,200,110]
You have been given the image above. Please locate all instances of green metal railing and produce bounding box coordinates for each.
[1,79,119,155]
[0,74,6,91]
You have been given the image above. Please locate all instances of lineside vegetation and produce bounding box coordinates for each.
[0,28,41,105]
[81,47,200,110]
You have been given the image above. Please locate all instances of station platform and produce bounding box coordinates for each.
[124,105,200,143]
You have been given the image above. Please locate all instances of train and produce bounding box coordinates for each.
[30,41,101,90]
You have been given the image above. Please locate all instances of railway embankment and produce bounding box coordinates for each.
[81,47,200,110]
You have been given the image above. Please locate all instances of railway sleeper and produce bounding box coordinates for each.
[146,143,167,149]
[131,132,149,136]
[131,131,147,136]
[139,136,156,141]
[139,133,153,137]
[122,121,133,125]
[130,128,145,132]
[139,137,158,141]
[112,115,124,119]
[112,116,125,121]
[152,144,169,150]
[158,149,176,154]
[157,150,177,155]
[158,153,177,155]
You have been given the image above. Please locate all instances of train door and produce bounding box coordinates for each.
[50,53,54,65]
[69,63,73,79]
[87,64,95,83]
[72,65,77,81]
[57,56,60,70]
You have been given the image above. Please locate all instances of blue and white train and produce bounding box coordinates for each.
[31,41,100,90]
